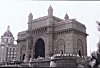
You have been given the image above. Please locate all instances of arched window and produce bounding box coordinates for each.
[56,38,65,54]
[77,39,83,56]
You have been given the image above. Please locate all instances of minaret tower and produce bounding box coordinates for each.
[47,6,54,56]
[28,12,33,30]
[64,13,69,21]
[25,12,33,62]
[48,5,53,18]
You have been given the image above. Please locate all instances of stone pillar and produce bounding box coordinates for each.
[47,26,54,57]
[47,6,54,57]
[25,30,33,62]
[24,36,31,62]
[24,41,29,63]
[31,37,35,59]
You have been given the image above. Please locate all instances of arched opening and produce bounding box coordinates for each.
[22,54,25,61]
[34,38,45,58]
[59,50,63,55]
[56,38,65,54]
[78,50,82,57]
[77,39,83,56]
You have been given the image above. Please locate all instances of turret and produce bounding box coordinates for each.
[64,13,69,21]
[7,26,10,31]
[48,5,53,17]
[28,12,33,30]
[28,12,33,23]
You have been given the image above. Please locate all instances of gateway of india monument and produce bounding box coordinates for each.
[17,6,88,67]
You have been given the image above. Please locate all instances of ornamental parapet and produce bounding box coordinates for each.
[55,28,88,36]
[17,38,26,42]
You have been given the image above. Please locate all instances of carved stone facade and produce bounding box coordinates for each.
[17,6,88,62]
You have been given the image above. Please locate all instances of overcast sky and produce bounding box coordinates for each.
[0,1,100,56]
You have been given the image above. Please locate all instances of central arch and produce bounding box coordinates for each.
[34,38,45,58]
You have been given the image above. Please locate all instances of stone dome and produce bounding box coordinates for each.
[3,26,13,37]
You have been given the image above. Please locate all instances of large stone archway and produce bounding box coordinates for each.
[34,38,45,58]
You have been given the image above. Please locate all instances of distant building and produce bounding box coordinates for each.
[17,6,88,62]
[0,26,18,62]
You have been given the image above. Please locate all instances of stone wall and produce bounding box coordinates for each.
[29,55,86,68]
[29,58,50,67]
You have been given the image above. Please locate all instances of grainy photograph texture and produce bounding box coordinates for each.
[0,1,100,68]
